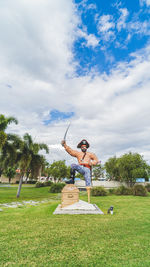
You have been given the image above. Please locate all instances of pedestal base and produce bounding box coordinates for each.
[53,200,104,215]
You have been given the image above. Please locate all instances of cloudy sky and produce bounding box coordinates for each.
[1,0,150,165]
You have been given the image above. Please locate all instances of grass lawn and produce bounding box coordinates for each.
[0,185,54,203]
[0,186,150,267]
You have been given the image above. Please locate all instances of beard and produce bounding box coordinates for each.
[81,148,87,153]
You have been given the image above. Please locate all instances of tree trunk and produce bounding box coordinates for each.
[16,175,23,198]
[38,166,42,179]
[0,168,3,177]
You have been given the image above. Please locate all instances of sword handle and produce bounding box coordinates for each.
[61,140,66,147]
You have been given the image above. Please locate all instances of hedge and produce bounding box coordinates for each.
[132,184,148,196]
[91,186,107,196]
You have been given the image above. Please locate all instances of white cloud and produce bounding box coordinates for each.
[117,8,129,31]
[96,14,116,42]
[3,44,150,165]
[95,7,150,48]
[0,0,79,82]
[140,0,150,6]
[86,34,99,47]
[77,29,99,48]
[128,19,150,36]
[1,0,150,166]
[87,3,97,10]
[97,15,115,32]
[77,0,97,10]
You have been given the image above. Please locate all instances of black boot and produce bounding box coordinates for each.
[66,168,75,184]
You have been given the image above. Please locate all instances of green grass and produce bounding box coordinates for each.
[0,187,150,267]
[0,185,56,203]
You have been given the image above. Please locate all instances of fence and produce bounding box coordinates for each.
[75,180,150,188]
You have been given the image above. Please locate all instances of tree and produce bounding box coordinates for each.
[118,152,149,186]
[48,160,68,182]
[0,114,18,148]
[105,156,120,181]
[41,160,50,177]
[4,167,16,183]
[92,163,104,180]
[0,134,22,177]
[0,114,18,131]
[0,115,19,178]
[29,141,49,180]
[105,152,149,186]
[16,133,49,197]
[30,154,47,180]
[0,131,7,149]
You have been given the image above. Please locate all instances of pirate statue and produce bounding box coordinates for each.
[61,139,99,202]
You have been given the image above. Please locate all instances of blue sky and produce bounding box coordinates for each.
[44,110,74,125]
[0,0,150,164]
[74,0,150,75]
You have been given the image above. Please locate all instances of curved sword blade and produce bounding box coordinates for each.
[63,123,71,141]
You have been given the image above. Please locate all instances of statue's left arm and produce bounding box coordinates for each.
[90,153,99,166]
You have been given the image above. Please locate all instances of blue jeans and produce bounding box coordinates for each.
[71,163,91,186]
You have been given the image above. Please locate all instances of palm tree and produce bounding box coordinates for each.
[0,114,18,149]
[0,134,22,178]
[0,131,7,149]
[30,154,46,180]
[16,133,49,198]
[0,114,18,131]
[4,167,16,183]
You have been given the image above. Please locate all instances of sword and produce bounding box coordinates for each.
[63,123,71,141]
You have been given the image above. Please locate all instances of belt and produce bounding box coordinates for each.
[80,164,91,169]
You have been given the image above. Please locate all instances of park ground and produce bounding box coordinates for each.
[0,185,150,267]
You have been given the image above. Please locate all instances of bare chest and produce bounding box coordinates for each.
[77,152,91,162]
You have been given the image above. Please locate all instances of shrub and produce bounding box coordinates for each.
[44,181,53,187]
[49,183,65,193]
[91,186,107,196]
[132,184,148,196]
[35,182,44,188]
[115,185,133,195]
[16,181,26,184]
[35,181,53,188]
[27,180,36,184]
[145,183,150,192]
[108,188,116,195]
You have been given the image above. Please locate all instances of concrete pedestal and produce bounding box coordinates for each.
[53,184,104,215]
[53,200,104,215]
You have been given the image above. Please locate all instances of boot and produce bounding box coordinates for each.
[65,179,74,184]
[65,168,75,184]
